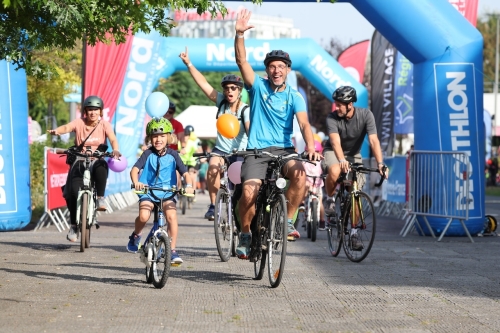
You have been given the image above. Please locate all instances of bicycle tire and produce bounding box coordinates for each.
[343,191,376,263]
[85,224,91,248]
[253,205,266,280]
[214,189,232,262]
[145,241,154,283]
[79,193,88,253]
[181,195,187,215]
[310,199,318,242]
[306,212,312,239]
[267,193,287,288]
[152,234,171,289]
[327,195,343,257]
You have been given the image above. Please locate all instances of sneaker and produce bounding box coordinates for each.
[324,198,335,217]
[67,225,78,242]
[97,197,107,211]
[171,250,183,265]
[288,220,300,239]
[318,220,326,230]
[350,233,363,251]
[127,232,142,253]
[205,204,215,221]
[236,232,252,259]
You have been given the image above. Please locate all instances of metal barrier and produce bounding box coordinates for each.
[401,151,473,242]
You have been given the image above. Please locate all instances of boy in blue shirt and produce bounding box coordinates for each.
[127,118,195,264]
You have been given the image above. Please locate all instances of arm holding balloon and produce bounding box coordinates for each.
[179,46,218,103]
[105,125,122,159]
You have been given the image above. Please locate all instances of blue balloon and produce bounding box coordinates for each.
[145,92,169,118]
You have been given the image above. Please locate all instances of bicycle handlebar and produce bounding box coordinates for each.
[54,147,115,160]
[130,184,195,197]
[234,149,315,164]
[345,162,387,187]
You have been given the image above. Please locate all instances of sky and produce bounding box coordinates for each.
[223,0,500,47]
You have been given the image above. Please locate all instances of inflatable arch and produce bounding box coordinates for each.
[110,35,367,191]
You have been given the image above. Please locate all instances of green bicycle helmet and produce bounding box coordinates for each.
[146,117,173,135]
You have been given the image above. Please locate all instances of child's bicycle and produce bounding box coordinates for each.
[327,162,386,262]
[194,151,239,262]
[301,174,327,242]
[132,184,194,289]
[57,144,113,252]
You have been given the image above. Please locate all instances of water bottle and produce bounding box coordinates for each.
[158,211,165,227]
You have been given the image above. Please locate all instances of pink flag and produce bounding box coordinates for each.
[84,34,134,122]
[448,0,478,27]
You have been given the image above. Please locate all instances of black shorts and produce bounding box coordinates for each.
[240,147,296,183]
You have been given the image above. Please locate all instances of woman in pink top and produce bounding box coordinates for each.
[301,141,326,230]
[48,96,121,242]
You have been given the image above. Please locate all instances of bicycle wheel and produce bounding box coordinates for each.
[79,193,88,252]
[343,191,376,263]
[145,241,154,284]
[310,199,318,242]
[180,195,187,215]
[214,189,232,262]
[327,195,343,257]
[267,193,287,288]
[152,234,171,289]
[252,205,266,280]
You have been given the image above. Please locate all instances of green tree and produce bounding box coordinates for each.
[1,0,261,74]
[478,13,500,93]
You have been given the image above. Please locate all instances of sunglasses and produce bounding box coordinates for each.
[223,86,239,92]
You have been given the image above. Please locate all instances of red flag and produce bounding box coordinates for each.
[337,40,370,84]
[46,151,70,210]
[84,34,134,122]
[448,0,478,27]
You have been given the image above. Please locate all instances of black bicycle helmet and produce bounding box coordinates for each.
[169,101,176,111]
[332,86,357,103]
[83,95,104,109]
[264,50,292,67]
[184,125,194,136]
[221,74,243,87]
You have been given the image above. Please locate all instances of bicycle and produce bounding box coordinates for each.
[301,174,327,242]
[194,151,240,262]
[327,162,386,262]
[58,144,113,252]
[132,184,194,289]
[178,175,193,215]
[236,149,313,288]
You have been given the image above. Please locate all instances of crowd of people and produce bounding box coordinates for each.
[50,9,387,265]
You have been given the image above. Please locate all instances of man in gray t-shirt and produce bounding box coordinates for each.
[323,86,386,211]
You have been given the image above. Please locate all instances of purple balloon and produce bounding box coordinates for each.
[108,156,128,173]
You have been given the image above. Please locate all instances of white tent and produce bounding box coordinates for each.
[174,105,218,139]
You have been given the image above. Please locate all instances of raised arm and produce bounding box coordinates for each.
[47,123,72,136]
[179,47,217,103]
[235,9,256,87]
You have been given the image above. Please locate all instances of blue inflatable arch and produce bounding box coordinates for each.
[113,0,484,235]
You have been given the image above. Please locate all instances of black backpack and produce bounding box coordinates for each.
[215,100,249,136]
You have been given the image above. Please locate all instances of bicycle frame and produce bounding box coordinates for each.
[75,166,97,229]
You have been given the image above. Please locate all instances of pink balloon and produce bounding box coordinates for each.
[227,161,243,185]
[108,156,128,173]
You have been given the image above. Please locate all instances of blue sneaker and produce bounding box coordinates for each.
[127,232,141,253]
[235,232,252,259]
[205,204,215,221]
[171,250,183,265]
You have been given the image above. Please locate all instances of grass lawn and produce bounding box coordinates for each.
[486,186,500,196]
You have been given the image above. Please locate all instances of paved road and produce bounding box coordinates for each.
[1,194,500,332]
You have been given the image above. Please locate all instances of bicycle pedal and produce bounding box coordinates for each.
[95,223,100,230]
[171,263,182,267]
[287,236,296,242]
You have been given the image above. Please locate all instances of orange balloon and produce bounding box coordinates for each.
[216,114,240,139]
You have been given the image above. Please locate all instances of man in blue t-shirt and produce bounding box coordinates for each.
[234,9,322,259]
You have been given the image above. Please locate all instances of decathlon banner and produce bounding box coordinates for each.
[337,40,369,84]
[370,30,396,157]
[85,33,134,123]
[394,52,414,134]
[46,150,69,210]
[0,60,31,230]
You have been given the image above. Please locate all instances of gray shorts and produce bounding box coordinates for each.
[321,150,362,173]
[240,147,296,183]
